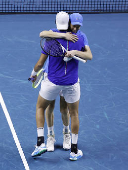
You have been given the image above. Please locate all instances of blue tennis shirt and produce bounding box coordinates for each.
[42,29,85,85]
[77,30,89,46]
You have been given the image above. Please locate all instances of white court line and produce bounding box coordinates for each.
[0,92,30,170]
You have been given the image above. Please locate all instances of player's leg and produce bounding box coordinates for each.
[45,100,55,134]
[60,95,71,150]
[63,82,83,160]
[31,77,60,157]
[31,94,50,157]
[67,100,83,160]
[45,100,56,151]
[60,96,69,127]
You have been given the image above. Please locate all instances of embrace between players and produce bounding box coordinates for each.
[30,12,92,161]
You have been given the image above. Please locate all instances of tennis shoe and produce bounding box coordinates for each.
[63,132,71,150]
[31,143,47,157]
[69,149,83,161]
[46,135,56,151]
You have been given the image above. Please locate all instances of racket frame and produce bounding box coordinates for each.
[28,68,44,88]
[32,68,44,88]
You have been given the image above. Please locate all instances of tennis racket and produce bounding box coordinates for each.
[28,68,44,88]
[40,38,86,63]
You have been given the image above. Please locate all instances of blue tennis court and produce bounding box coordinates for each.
[0,11,128,170]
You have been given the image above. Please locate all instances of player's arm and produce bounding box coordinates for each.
[65,45,93,60]
[34,53,48,72]
[39,30,78,42]
[30,53,48,81]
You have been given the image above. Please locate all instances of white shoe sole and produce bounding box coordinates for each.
[63,146,71,150]
[47,148,54,152]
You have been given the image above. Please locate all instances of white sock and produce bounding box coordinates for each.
[37,127,44,137]
[48,126,54,136]
[72,134,78,144]
[63,125,69,133]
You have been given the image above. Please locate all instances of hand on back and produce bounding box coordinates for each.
[65,32,78,42]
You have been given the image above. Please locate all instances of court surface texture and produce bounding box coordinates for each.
[0,13,128,170]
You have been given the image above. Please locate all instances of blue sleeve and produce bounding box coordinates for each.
[41,50,47,55]
[77,31,89,46]
[82,33,89,46]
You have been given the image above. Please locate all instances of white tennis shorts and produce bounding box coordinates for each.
[39,77,80,103]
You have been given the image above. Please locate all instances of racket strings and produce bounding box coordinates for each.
[42,39,65,57]
[36,74,42,83]
[33,71,44,88]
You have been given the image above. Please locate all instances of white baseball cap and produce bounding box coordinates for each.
[56,11,69,30]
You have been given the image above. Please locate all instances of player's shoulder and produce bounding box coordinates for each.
[77,30,88,45]
[77,30,87,38]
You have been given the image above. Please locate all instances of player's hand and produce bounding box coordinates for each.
[65,50,76,57]
[65,32,78,42]
[30,75,37,82]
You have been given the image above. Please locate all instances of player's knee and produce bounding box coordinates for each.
[48,101,55,111]
[60,108,68,114]
[69,110,78,117]
[48,104,54,111]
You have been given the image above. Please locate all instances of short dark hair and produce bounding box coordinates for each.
[67,19,71,32]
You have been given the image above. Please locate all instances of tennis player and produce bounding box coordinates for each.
[30,12,92,161]
[41,15,81,152]
[39,13,92,153]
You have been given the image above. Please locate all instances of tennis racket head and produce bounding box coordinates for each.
[32,69,44,88]
[40,38,66,57]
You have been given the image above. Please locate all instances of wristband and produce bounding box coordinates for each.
[31,69,37,76]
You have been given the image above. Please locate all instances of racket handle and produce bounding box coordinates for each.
[73,55,87,63]
[28,77,34,81]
